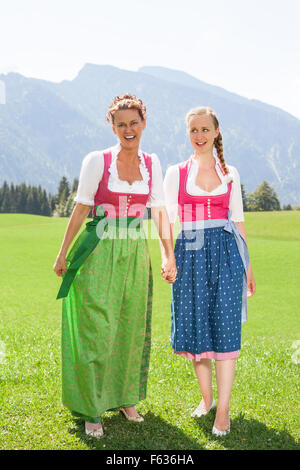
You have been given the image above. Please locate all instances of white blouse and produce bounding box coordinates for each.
[74,143,165,208]
[163,156,245,223]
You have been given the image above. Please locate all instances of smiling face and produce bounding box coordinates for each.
[112,109,146,150]
[187,113,219,155]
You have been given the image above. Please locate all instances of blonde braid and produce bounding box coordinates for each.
[214,133,228,175]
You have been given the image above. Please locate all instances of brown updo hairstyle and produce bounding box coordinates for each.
[106,93,147,124]
[185,106,228,175]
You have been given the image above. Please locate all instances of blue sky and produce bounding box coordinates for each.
[0,0,299,118]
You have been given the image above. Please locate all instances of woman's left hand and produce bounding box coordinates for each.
[247,265,256,297]
[161,255,177,284]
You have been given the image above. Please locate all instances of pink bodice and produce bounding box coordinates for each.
[178,158,232,222]
[92,151,153,218]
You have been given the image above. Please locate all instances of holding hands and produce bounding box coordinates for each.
[161,255,177,284]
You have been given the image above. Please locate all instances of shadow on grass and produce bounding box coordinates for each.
[68,410,299,451]
[196,411,299,450]
[69,411,205,450]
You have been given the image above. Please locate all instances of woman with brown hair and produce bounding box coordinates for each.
[163,106,256,436]
[53,93,176,438]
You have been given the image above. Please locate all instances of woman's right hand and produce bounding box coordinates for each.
[161,255,177,284]
[53,253,68,277]
[52,203,91,278]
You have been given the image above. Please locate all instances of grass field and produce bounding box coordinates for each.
[0,212,299,450]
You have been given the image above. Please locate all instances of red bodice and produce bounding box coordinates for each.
[178,158,232,222]
[92,150,153,218]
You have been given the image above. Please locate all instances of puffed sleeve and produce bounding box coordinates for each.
[228,166,245,222]
[74,151,104,206]
[147,153,166,207]
[163,164,179,223]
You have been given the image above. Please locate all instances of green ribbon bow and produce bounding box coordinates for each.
[56,206,142,299]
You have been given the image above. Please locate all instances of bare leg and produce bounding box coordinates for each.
[214,358,236,430]
[193,358,214,409]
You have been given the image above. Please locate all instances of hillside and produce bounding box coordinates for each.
[0,64,299,204]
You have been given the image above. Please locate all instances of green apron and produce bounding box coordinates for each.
[58,208,152,422]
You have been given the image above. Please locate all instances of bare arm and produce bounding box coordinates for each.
[151,206,177,283]
[235,221,248,244]
[159,222,175,260]
[235,221,256,297]
[159,222,176,282]
[53,203,92,277]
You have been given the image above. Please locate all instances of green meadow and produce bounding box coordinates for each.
[0,211,299,450]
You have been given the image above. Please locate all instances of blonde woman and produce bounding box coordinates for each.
[163,107,255,436]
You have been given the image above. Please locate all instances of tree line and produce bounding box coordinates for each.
[0,177,298,217]
[241,181,295,212]
[0,177,79,217]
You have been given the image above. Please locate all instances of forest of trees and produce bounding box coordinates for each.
[241,181,288,212]
[0,177,297,217]
[0,177,78,217]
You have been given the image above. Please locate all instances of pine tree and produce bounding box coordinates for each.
[25,186,35,214]
[0,181,10,213]
[72,178,79,193]
[15,184,23,213]
[32,187,40,214]
[49,194,58,213]
[58,176,70,204]
[241,183,248,212]
[247,181,281,211]
[40,189,51,216]
[9,183,16,213]
[64,192,76,217]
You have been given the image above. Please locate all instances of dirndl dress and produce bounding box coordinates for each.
[57,150,154,422]
[170,159,249,361]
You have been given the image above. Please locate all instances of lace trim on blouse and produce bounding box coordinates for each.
[108,146,150,193]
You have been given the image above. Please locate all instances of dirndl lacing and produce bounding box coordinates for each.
[180,210,249,324]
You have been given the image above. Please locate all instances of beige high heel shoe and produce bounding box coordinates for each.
[212,421,230,436]
[120,407,144,423]
[212,413,230,436]
[191,398,216,418]
[85,421,104,439]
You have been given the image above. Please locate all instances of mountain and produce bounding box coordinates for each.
[0,63,299,204]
